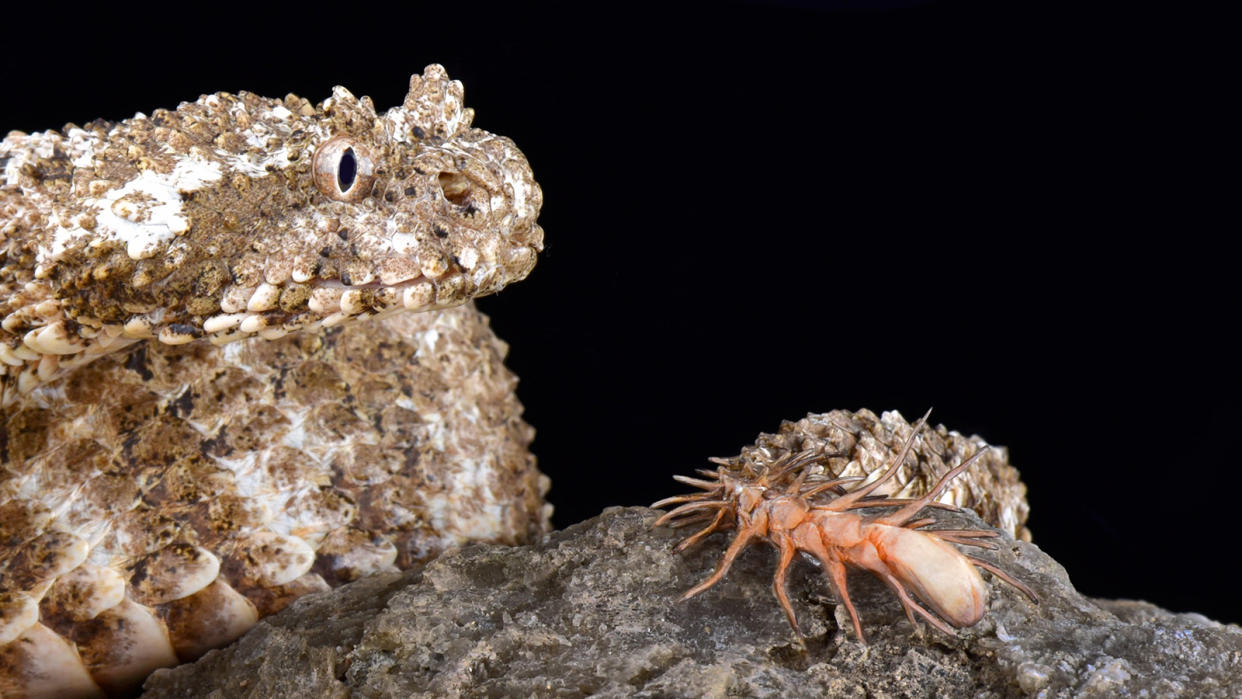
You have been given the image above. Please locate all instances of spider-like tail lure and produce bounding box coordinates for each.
[653,410,1038,643]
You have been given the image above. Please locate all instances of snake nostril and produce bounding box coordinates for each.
[437,172,472,207]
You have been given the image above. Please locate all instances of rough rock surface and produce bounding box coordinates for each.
[143,507,1242,698]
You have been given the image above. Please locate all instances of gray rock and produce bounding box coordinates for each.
[143,507,1242,698]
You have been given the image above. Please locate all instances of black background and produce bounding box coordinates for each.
[4,3,1233,623]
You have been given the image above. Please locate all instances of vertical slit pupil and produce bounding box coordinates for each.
[337,148,357,191]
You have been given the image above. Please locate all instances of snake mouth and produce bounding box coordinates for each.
[187,278,459,343]
[181,236,539,346]
[197,276,440,338]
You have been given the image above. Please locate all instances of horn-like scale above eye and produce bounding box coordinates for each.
[312,136,376,202]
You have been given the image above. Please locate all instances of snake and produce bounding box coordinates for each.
[0,65,549,696]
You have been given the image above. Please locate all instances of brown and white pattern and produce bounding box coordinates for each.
[0,66,548,696]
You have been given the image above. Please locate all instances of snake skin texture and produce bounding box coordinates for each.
[0,66,549,696]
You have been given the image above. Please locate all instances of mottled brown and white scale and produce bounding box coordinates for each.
[0,65,549,696]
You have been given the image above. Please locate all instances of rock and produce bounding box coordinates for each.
[143,507,1242,698]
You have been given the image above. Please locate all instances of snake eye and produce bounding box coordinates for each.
[312,136,376,202]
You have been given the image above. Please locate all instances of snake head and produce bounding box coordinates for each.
[12,65,542,353]
[290,64,545,319]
